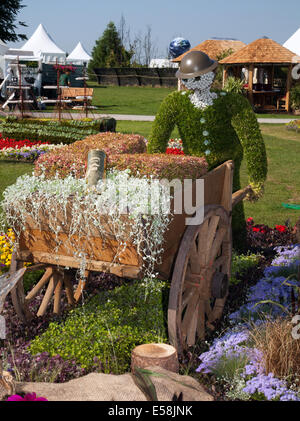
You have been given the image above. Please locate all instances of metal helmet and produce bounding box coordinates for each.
[175,50,218,79]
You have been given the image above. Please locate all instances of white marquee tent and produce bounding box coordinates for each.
[66,42,91,65]
[283,27,300,57]
[0,42,9,78]
[20,23,66,63]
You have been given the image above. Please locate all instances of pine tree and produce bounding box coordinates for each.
[0,0,27,43]
[88,21,133,72]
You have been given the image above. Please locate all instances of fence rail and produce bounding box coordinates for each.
[93,67,177,88]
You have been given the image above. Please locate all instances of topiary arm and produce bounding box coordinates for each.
[148,92,178,153]
[230,94,268,199]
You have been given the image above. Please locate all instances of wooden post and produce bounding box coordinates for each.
[222,66,228,88]
[248,64,254,106]
[131,343,179,374]
[286,64,293,112]
[85,150,107,188]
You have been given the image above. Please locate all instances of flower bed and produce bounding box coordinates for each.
[0,135,65,162]
[286,120,300,132]
[196,244,300,401]
[0,229,15,272]
[0,277,168,380]
[246,217,297,251]
[34,133,208,181]
[0,117,103,145]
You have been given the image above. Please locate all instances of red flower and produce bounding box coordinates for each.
[275,225,287,233]
[252,227,260,232]
[247,217,254,224]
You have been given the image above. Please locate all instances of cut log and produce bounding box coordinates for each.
[131,344,178,374]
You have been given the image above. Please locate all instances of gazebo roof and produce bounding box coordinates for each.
[220,37,300,65]
[172,39,246,62]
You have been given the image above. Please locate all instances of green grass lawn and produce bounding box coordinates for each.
[0,123,300,228]
[89,84,175,115]
[0,161,34,202]
[255,113,296,119]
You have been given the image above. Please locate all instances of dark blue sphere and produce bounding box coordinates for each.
[169,38,191,58]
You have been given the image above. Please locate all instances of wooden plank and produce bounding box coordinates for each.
[286,64,293,112]
[221,161,234,212]
[19,229,140,267]
[248,64,254,105]
[16,251,141,279]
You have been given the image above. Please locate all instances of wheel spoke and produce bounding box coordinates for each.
[25,267,53,302]
[37,275,58,317]
[205,216,220,262]
[196,300,206,340]
[181,290,199,343]
[181,286,196,310]
[197,219,209,265]
[208,226,227,266]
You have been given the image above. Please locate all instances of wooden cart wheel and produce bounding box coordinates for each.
[9,253,87,322]
[168,205,232,353]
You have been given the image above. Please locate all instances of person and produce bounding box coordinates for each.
[59,69,71,87]
[148,50,268,250]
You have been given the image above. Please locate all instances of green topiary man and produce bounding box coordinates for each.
[148,51,267,249]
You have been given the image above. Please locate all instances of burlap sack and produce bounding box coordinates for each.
[15,366,213,401]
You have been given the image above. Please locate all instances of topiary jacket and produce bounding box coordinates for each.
[148,90,268,249]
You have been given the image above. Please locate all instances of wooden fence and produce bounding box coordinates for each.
[93,67,177,88]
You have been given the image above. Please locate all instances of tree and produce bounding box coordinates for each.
[0,0,27,43]
[142,25,157,66]
[88,21,133,71]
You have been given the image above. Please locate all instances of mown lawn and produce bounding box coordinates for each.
[89,84,175,115]
[0,123,300,228]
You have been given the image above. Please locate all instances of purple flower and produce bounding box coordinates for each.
[243,373,300,401]
[7,393,48,401]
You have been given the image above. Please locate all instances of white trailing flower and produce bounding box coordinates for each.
[182,72,218,109]
[2,170,172,281]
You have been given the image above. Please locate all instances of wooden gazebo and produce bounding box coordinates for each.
[172,38,246,63]
[220,37,300,112]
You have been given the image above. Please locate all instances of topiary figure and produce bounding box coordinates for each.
[148,51,268,250]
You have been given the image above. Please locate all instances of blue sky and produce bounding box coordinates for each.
[9,0,300,57]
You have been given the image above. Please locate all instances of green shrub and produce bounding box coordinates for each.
[223,76,245,94]
[23,269,45,294]
[29,279,169,374]
[230,252,262,285]
[290,85,300,111]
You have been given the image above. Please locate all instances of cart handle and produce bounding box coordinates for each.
[232,185,252,207]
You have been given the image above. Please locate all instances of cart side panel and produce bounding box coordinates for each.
[157,161,233,279]
[17,229,140,266]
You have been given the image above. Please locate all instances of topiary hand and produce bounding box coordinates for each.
[246,181,265,202]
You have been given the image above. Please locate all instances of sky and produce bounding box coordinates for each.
[8,0,300,58]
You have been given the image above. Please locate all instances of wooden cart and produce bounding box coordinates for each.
[9,160,250,353]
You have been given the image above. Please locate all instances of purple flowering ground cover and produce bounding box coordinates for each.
[196,244,300,401]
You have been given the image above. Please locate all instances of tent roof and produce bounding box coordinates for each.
[21,23,65,55]
[220,37,300,64]
[283,28,300,56]
[66,42,91,61]
[172,39,246,62]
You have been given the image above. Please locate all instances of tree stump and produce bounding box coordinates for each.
[131,343,179,374]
